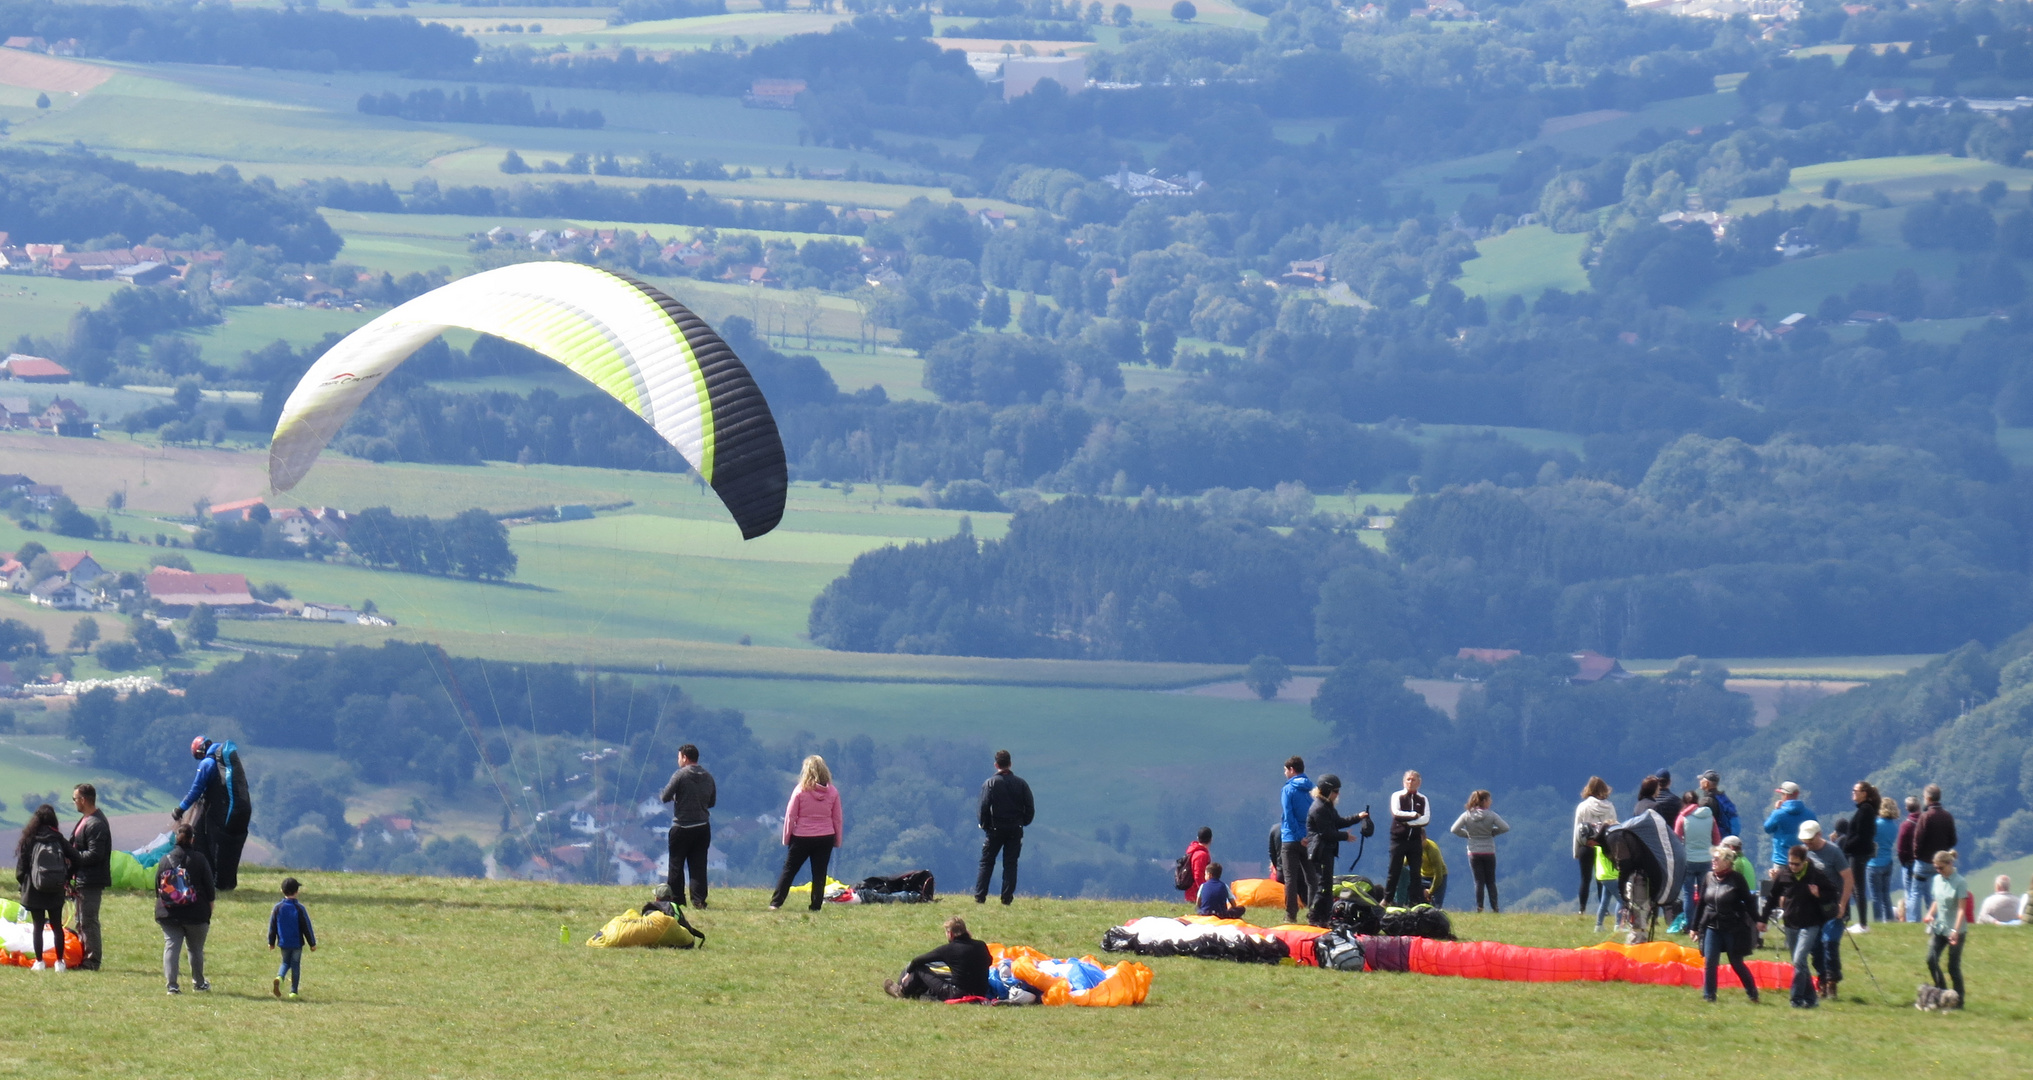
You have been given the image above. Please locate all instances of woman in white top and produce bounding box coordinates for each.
[1573,776,1620,915]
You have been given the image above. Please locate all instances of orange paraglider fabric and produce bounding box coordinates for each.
[990,943,1153,1006]
[1,928,82,968]
[1229,879,1284,908]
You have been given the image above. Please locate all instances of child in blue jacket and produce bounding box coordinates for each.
[268,877,317,1000]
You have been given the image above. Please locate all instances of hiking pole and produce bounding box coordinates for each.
[1844,928,1891,1005]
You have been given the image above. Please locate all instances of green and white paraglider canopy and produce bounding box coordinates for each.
[267,262,787,539]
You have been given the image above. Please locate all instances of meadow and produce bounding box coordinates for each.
[0,872,2019,1079]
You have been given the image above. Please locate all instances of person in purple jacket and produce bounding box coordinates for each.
[267,876,317,1000]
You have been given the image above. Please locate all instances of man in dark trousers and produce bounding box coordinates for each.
[658,743,717,908]
[885,916,992,1001]
[1386,769,1431,906]
[173,736,229,873]
[69,783,111,970]
[975,749,1034,905]
[1911,784,1957,919]
[1278,756,1315,922]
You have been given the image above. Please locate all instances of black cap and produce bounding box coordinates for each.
[1316,774,1341,793]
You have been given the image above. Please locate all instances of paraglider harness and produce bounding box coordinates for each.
[210,740,249,827]
[1586,817,1682,942]
[1320,873,1455,939]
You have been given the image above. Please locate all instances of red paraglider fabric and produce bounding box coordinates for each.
[1406,938,1793,990]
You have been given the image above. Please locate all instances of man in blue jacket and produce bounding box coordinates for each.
[174,736,228,871]
[1278,756,1315,923]
[1763,781,1815,873]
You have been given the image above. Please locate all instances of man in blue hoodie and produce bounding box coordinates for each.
[1278,756,1315,923]
[1763,781,1815,875]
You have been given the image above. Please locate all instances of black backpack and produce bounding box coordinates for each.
[28,834,65,893]
[1173,856,1194,892]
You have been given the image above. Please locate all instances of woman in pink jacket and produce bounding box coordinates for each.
[769,755,843,911]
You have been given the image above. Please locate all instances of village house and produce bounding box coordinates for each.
[28,578,96,611]
[49,551,104,587]
[0,396,30,429]
[145,567,263,615]
[1569,650,1636,684]
[0,557,26,592]
[301,602,361,623]
[39,399,92,436]
[745,78,807,109]
[208,497,269,523]
[21,483,64,510]
[3,355,71,383]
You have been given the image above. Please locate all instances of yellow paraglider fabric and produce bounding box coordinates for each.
[267,262,786,539]
[586,909,695,949]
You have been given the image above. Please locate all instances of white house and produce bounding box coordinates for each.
[301,602,360,623]
[28,578,95,610]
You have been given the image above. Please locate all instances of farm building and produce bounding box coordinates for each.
[3,355,70,383]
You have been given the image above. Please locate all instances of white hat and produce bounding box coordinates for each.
[1798,820,1822,841]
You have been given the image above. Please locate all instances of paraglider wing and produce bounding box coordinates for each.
[267,262,786,539]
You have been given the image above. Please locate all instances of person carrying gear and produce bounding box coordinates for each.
[173,736,230,875]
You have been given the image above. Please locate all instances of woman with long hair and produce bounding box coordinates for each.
[1573,777,1617,914]
[1449,789,1510,914]
[1843,781,1882,930]
[13,804,77,971]
[769,755,843,912]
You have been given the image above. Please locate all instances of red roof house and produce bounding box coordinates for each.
[146,567,259,609]
[4,354,71,383]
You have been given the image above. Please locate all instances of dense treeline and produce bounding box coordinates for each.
[813,449,2033,663]
[0,0,475,71]
[1701,633,2033,868]
[357,86,603,128]
[65,642,1162,894]
[0,149,340,260]
[305,175,860,235]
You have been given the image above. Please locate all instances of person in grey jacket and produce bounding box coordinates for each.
[658,744,716,908]
[1450,789,1511,913]
[69,783,112,970]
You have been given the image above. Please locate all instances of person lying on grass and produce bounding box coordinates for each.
[885,916,990,1001]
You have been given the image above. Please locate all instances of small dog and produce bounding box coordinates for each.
[1915,984,1963,1011]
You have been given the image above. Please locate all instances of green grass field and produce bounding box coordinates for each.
[0,278,122,340]
[0,733,176,828]
[1621,655,1938,680]
[1453,226,1591,305]
[0,873,2019,1078]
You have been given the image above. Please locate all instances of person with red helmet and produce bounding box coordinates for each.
[173,736,228,877]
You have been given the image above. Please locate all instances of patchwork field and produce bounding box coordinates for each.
[0,873,2018,1079]
[1452,226,1592,306]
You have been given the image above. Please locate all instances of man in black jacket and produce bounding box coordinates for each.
[1303,775,1371,926]
[1762,844,1836,1008]
[1386,770,1431,906]
[658,744,716,907]
[975,749,1034,905]
[69,783,112,971]
[886,916,993,1001]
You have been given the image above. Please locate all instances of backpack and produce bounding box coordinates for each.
[27,834,65,893]
[1173,855,1194,892]
[158,858,198,910]
[1314,929,1365,971]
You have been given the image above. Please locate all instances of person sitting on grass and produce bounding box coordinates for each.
[1195,863,1246,919]
[885,916,991,1001]
[1976,875,2024,926]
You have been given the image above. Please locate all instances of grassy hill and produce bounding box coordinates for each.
[0,871,2019,1077]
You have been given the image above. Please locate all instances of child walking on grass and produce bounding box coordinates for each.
[268,877,317,1000]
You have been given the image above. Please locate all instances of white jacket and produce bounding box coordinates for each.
[1573,796,1619,858]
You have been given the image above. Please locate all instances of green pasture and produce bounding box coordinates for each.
[1621,655,1938,680]
[181,305,378,367]
[0,874,2020,1079]
[686,674,1316,829]
[1454,226,1591,305]
[11,71,480,167]
[1787,155,2028,205]
[0,278,121,341]
[0,733,175,828]
[804,347,933,400]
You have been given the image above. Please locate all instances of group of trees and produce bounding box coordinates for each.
[0,149,340,261]
[358,86,603,128]
[344,507,517,581]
